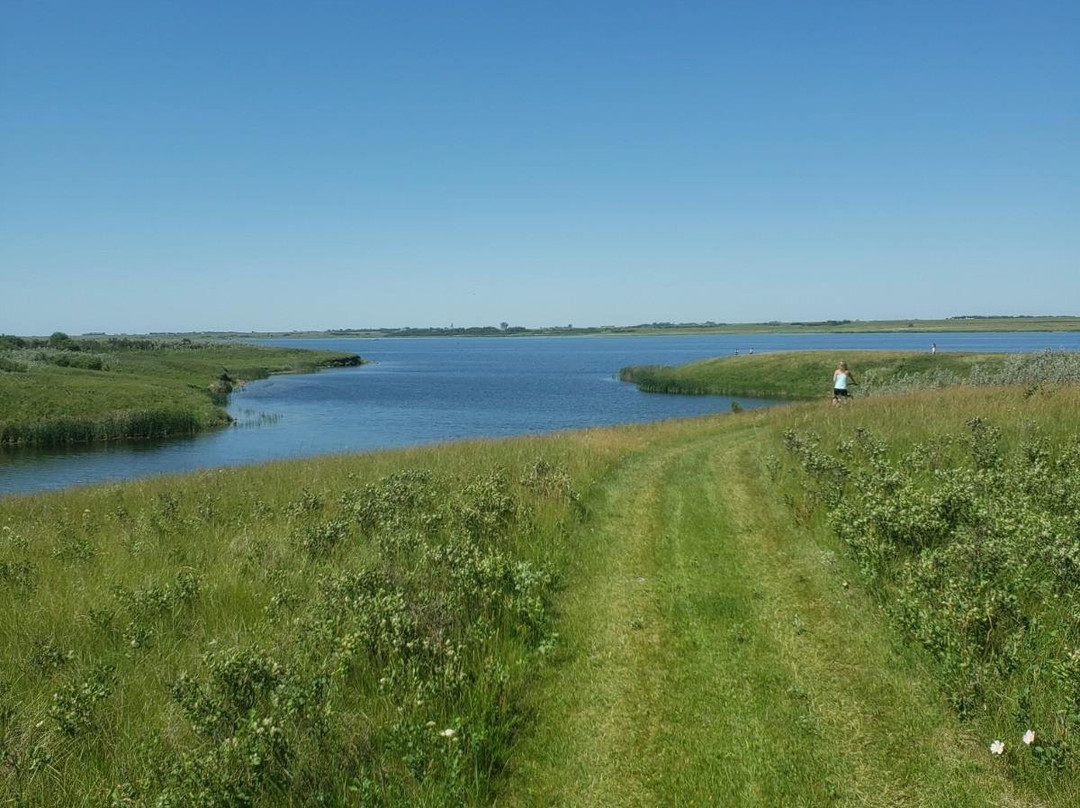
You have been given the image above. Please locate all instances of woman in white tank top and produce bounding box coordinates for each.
[832,361,856,405]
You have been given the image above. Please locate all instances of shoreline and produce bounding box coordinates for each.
[102,316,1080,341]
[0,348,365,450]
[2,386,1079,804]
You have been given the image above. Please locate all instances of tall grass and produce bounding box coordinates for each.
[769,385,1080,793]
[4,350,1080,803]
[0,409,205,446]
[621,350,1002,399]
[622,350,1080,401]
[0,430,644,807]
[0,341,363,447]
[858,349,1080,396]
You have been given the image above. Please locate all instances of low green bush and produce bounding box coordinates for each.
[782,417,1080,776]
[0,453,584,806]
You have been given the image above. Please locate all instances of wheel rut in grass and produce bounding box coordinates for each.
[500,422,1038,807]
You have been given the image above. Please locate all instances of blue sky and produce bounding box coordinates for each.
[2,1,1077,334]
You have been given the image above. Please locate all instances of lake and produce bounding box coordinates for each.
[2,331,1078,496]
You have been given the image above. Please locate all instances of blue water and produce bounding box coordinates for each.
[2,332,1078,496]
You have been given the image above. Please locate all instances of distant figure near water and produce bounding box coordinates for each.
[833,361,856,405]
[931,342,937,355]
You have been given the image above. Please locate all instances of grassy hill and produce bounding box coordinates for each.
[3,372,1080,805]
[0,338,362,446]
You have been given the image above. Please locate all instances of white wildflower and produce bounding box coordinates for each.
[440,728,456,739]
[1023,729,1035,746]
[990,740,1005,755]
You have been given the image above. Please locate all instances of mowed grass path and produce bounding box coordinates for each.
[500,419,1032,807]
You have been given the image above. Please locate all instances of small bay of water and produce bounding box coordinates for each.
[2,331,1078,497]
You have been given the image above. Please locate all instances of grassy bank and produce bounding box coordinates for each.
[504,385,1080,806]
[765,385,1080,802]
[0,338,362,446]
[620,349,1080,400]
[4,380,1080,804]
[0,429,640,806]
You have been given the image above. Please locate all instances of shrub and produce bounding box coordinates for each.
[784,419,1080,760]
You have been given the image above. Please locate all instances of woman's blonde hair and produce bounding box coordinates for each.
[839,361,848,370]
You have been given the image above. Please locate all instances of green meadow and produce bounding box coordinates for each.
[621,348,1080,400]
[3,353,1080,805]
[0,336,361,446]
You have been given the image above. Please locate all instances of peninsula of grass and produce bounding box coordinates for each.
[3,379,1080,806]
[0,335,363,447]
[619,349,1080,400]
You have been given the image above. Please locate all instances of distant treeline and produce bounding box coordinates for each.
[67,314,1080,343]
[948,314,1054,320]
[322,319,872,336]
[326,322,742,336]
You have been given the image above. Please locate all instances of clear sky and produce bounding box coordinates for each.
[2,1,1077,334]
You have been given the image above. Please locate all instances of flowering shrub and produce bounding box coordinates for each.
[858,349,1080,398]
[784,420,1080,772]
[519,459,580,503]
[0,457,580,805]
[48,665,115,737]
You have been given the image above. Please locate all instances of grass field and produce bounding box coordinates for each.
[0,339,361,446]
[620,349,1080,400]
[3,373,1080,805]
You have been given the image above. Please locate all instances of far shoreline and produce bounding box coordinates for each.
[120,315,1080,342]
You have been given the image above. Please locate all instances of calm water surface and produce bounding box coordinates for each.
[2,332,1078,496]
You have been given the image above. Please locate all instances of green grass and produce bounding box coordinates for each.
[503,423,1024,806]
[621,349,1080,401]
[0,341,361,446]
[0,432,632,806]
[620,350,1002,399]
[770,387,1080,799]
[3,365,1080,804]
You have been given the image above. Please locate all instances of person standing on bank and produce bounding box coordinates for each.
[833,361,856,404]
